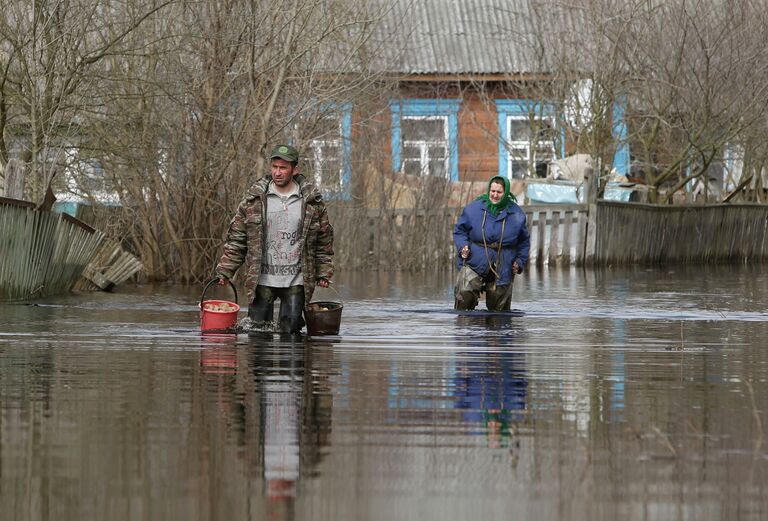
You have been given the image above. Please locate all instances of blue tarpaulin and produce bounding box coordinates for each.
[525,182,633,204]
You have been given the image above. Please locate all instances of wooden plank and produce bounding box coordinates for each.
[60,212,96,233]
[561,210,573,264]
[536,210,546,266]
[0,196,35,209]
[82,266,115,291]
[578,206,586,263]
[522,203,586,214]
[723,175,754,203]
[584,203,598,265]
[74,239,143,292]
[548,211,560,265]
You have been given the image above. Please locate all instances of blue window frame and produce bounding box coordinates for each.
[495,99,565,179]
[305,103,352,200]
[291,102,352,200]
[389,99,461,181]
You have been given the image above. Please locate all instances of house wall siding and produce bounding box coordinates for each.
[457,92,499,183]
[386,82,515,183]
[345,81,558,207]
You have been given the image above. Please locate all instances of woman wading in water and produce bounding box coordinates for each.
[453,176,530,311]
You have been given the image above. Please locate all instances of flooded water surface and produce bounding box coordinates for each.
[2,266,768,520]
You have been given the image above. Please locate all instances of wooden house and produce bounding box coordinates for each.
[294,0,630,208]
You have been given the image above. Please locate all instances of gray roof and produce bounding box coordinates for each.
[376,0,587,75]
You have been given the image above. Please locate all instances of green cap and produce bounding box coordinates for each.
[269,144,299,163]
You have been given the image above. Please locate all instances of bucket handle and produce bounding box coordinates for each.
[201,278,238,308]
[308,282,342,305]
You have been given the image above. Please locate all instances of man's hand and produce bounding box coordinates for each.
[512,261,522,274]
[217,276,228,285]
[460,245,470,259]
[317,278,330,288]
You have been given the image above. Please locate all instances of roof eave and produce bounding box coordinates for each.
[391,71,559,82]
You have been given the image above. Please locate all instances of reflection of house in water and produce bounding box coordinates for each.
[522,270,628,435]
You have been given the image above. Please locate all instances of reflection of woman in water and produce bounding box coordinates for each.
[453,176,530,311]
[454,350,527,448]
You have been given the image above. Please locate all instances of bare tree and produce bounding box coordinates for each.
[66,0,398,281]
[481,0,768,204]
[0,0,169,205]
[608,0,768,202]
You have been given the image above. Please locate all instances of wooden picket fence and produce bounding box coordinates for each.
[592,201,768,264]
[331,201,768,270]
[330,204,589,270]
[329,206,459,270]
[523,204,588,266]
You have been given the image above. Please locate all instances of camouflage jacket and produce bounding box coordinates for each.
[215,173,334,304]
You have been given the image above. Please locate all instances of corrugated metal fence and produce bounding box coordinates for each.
[1,200,104,301]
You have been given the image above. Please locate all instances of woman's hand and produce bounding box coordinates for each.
[460,245,470,259]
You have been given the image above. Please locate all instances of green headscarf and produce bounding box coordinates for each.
[477,176,517,216]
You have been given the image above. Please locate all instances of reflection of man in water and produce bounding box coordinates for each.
[249,342,332,509]
[194,338,334,519]
[264,371,301,500]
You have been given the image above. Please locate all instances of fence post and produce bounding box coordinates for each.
[536,210,546,266]
[583,167,598,265]
[3,158,25,200]
[561,209,572,264]
[548,211,560,265]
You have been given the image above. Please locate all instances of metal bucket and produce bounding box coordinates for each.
[304,286,343,336]
[305,301,343,336]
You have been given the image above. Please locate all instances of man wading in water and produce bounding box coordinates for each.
[215,144,334,334]
[453,175,530,311]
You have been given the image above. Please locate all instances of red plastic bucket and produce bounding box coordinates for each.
[200,279,241,333]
